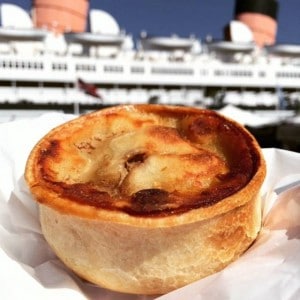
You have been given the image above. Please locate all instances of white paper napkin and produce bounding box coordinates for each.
[0,113,299,300]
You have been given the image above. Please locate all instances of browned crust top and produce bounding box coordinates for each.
[25,105,266,221]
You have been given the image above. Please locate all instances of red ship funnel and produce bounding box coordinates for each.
[32,0,89,34]
[235,0,278,47]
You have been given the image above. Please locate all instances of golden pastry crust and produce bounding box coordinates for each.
[25,104,266,294]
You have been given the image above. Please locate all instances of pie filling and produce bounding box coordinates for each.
[34,107,260,217]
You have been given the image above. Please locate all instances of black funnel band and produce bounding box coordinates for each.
[235,0,278,20]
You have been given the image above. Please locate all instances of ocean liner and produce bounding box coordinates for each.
[0,0,299,132]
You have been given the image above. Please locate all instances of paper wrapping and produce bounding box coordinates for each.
[0,113,299,300]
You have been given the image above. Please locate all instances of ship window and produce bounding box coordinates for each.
[131,66,144,73]
[52,63,68,71]
[104,65,123,73]
[0,60,43,69]
[33,62,39,69]
[231,70,239,76]
[76,64,96,72]
[215,70,227,76]
[214,69,253,77]
[0,60,44,70]
[22,61,28,68]
[258,71,265,77]
[279,72,300,78]
[151,67,193,75]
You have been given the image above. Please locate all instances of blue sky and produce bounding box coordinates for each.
[5,0,300,44]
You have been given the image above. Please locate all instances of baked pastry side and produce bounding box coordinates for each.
[25,104,266,294]
[39,192,261,294]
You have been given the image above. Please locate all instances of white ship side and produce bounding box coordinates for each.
[0,2,299,115]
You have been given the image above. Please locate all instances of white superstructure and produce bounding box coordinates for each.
[0,3,300,111]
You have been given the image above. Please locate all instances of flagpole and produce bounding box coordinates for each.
[74,78,80,115]
[74,99,80,115]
